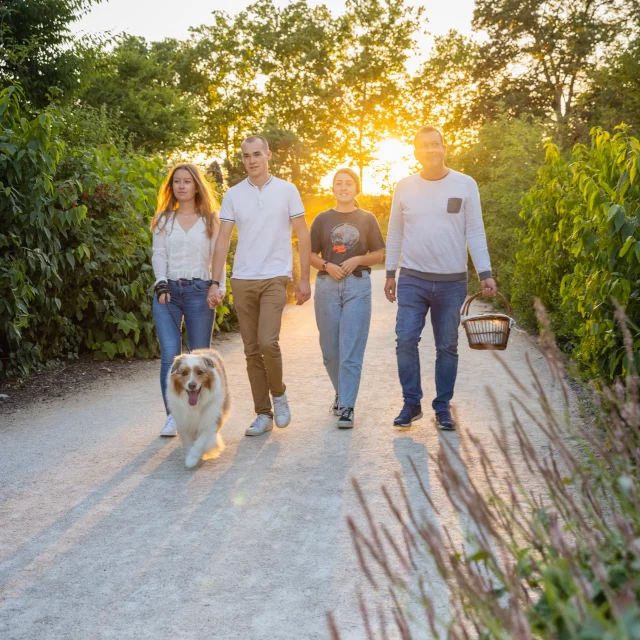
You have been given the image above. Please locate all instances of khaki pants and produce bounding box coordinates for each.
[231,276,289,416]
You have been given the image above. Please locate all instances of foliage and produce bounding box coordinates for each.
[575,37,640,140]
[0,0,101,107]
[80,35,199,154]
[472,0,628,127]
[332,304,640,639]
[0,85,169,377]
[410,31,482,152]
[451,117,547,300]
[513,126,640,379]
[338,0,424,182]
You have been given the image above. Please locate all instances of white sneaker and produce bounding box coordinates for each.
[272,392,291,428]
[245,414,274,436]
[160,414,177,437]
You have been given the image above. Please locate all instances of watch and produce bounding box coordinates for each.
[210,280,220,287]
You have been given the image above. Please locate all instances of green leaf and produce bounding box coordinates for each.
[619,236,635,258]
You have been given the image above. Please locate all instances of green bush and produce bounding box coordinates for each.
[513,126,640,379]
[0,85,168,376]
[451,116,546,299]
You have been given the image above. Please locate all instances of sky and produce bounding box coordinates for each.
[72,0,476,61]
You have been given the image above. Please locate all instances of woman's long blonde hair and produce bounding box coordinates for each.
[150,163,219,238]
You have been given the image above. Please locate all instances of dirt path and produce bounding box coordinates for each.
[0,271,582,639]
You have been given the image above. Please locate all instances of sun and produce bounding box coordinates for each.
[320,137,417,195]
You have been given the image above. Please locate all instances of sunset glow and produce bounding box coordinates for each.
[321,137,417,195]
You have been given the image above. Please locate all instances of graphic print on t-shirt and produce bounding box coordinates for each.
[330,223,360,255]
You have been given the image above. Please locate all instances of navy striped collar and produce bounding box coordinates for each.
[247,175,274,188]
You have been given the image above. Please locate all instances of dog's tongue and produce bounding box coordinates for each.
[188,390,199,406]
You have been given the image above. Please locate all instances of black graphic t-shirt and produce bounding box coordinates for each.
[310,208,385,275]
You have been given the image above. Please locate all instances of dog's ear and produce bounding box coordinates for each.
[171,355,186,374]
[202,356,216,371]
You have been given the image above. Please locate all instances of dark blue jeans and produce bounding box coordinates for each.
[153,278,214,413]
[395,275,468,412]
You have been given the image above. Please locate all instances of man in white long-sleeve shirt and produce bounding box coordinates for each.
[384,126,497,430]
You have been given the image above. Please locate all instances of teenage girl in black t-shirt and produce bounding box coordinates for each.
[309,168,385,428]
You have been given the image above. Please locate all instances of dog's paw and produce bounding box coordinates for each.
[185,452,201,469]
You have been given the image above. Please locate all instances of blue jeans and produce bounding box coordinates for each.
[314,272,372,409]
[153,278,214,413]
[395,275,468,412]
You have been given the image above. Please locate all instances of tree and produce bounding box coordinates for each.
[81,35,198,154]
[184,11,264,165]
[472,0,627,127]
[410,31,482,151]
[0,0,101,107]
[575,36,640,138]
[338,0,424,184]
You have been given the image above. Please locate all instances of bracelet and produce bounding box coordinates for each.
[154,280,170,300]
[210,280,220,287]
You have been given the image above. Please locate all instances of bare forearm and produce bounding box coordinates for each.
[293,220,311,282]
[354,250,384,267]
[211,223,233,283]
[310,252,326,271]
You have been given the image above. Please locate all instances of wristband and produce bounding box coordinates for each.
[154,280,170,300]
[210,280,220,287]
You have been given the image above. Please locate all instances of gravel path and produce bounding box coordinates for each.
[0,271,581,639]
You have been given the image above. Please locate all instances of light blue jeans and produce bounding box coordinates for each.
[314,272,372,409]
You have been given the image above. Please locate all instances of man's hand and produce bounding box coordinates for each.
[384,278,397,303]
[326,263,345,281]
[340,257,360,276]
[159,293,171,304]
[295,279,311,305]
[207,284,223,309]
[481,277,497,297]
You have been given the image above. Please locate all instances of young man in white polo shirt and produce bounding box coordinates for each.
[384,126,497,431]
[209,135,311,436]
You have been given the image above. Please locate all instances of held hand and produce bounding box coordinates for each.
[207,285,221,309]
[325,263,345,281]
[481,277,497,297]
[295,280,311,305]
[384,278,397,303]
[340,257,360,276]
[159,293,171,304]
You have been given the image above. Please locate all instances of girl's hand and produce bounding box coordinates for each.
[159,293,171,304]
[340,257,360,276]
[207,284,221,309]
[325,263,345,281]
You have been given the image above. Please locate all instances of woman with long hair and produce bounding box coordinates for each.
[309,168,385,428]
[151,163,225,436]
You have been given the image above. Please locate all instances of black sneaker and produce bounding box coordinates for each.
[435,409,456,430]
[330,394,340,416]
[338,407,354,429]
[393,403,423,427]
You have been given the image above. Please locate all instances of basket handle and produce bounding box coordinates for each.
[462,290,513,317]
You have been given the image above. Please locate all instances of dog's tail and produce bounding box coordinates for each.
[201,432,225,461]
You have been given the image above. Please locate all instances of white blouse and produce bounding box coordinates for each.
[152,216,226,291]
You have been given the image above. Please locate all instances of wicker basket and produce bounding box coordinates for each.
[461,291,515,351]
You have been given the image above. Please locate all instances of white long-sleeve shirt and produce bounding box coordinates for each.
[385,170,492,281]
[152,216,226,291]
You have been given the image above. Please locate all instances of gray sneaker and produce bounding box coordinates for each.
[245,414,274,436]
[330,394,340,416]
[337,407,354,429]
[272,392,291,428]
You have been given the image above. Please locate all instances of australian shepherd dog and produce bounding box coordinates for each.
[166,349,231,469]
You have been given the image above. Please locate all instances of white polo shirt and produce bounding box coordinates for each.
[219,175,305,279]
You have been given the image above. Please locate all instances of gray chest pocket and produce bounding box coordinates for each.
[447,197,463,214]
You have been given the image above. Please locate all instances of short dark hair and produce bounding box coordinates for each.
[241,135,270,152]
[414,126,445,146]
